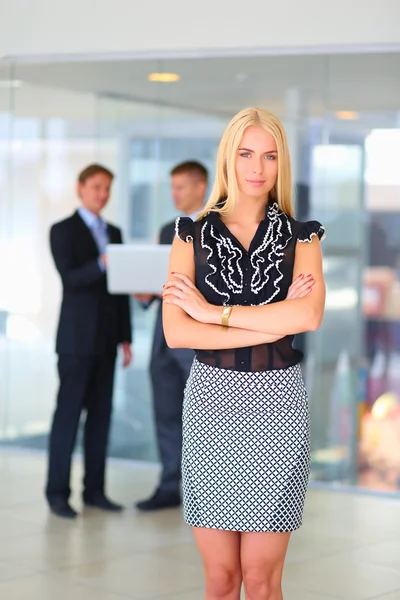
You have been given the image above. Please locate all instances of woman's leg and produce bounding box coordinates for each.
[240,531,291,600]
[193,527,243,600]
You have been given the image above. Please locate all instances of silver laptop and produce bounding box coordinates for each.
[106,243,172,294]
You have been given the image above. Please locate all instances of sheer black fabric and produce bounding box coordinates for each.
[175,203,325,372]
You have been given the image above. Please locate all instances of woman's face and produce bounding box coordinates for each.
[234,126,278,202]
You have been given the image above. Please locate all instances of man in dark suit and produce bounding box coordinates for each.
[46,164,132,519]
[136,161,208,511]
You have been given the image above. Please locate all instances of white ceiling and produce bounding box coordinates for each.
[1,52,400,121]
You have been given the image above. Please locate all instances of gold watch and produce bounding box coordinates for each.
[221,306,233,329]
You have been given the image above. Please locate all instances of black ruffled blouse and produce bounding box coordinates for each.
[175,202,325,372]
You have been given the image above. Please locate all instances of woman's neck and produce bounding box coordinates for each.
[224,195,268,225]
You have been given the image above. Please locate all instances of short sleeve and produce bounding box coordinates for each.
[297,220,326,243]
[175,216,194,243]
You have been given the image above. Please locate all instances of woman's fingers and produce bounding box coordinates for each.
[295,287,312,298]
[287,277,304,298]
[291,274,312,290]
[287,274,315,299]
[169,272,196,289]
[288,284,313,299]
[164,277,199,294]
[162,295,185,309]
[164,278,203,302]
[162,287,187,300]
[296,278,315,294]
[163,280,190,293]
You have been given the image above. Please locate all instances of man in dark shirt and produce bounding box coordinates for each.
[46,164,132,519]
[136,161,208,511]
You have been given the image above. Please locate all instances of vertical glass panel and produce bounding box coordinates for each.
[2,69,99,447]
[95,91,161,460]
[0,62,13,440]
[307,143,365,485]
[359,127,400,491]
[95,91,225,460]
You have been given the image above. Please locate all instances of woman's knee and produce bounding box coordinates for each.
[242,567,281,599]
[205,566,242,598]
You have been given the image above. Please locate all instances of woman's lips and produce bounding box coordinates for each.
[246,179,266,186]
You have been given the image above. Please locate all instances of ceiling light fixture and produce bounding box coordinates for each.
[235,73,248,83]
[148,72,180,83]
[334,110,359,120]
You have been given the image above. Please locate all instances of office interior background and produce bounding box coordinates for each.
[0,3,400,497]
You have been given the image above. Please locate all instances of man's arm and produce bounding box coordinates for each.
[50,223,105,289]
[117,295,133,344]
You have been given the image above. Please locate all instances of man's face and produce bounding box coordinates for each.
[77,173,112,215]
[171,172,206,214]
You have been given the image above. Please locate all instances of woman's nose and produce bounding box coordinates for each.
[253,158,263,174]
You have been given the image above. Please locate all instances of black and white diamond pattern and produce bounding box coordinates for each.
[182,359,310,532]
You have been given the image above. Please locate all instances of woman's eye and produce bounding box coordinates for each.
[240,153,251,158]
[264,155,276,161]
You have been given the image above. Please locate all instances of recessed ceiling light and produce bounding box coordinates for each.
[235,73,248,83]
[334,110,359,120]
[0,80,22,88]
[148,72,180,83]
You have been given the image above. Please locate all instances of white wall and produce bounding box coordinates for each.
[0,0,399,59]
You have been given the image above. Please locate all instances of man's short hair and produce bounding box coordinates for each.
[78,164,114,185]
[170,161,208,182]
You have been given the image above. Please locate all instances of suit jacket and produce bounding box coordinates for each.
[50,210,132,356]
[151,219,194,367]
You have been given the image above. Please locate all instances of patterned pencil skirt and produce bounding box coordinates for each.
[182,358,310,532]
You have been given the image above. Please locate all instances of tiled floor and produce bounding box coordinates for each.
[0,450,400,600]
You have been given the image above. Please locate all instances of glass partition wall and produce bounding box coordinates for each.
[0,52,399,494]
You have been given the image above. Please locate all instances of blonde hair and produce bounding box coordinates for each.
[198,107,294,220]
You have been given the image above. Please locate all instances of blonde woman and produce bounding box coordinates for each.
[162,107,326,600]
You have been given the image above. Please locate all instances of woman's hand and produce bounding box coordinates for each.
[162,272,219,324]
[286,274,315,300]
